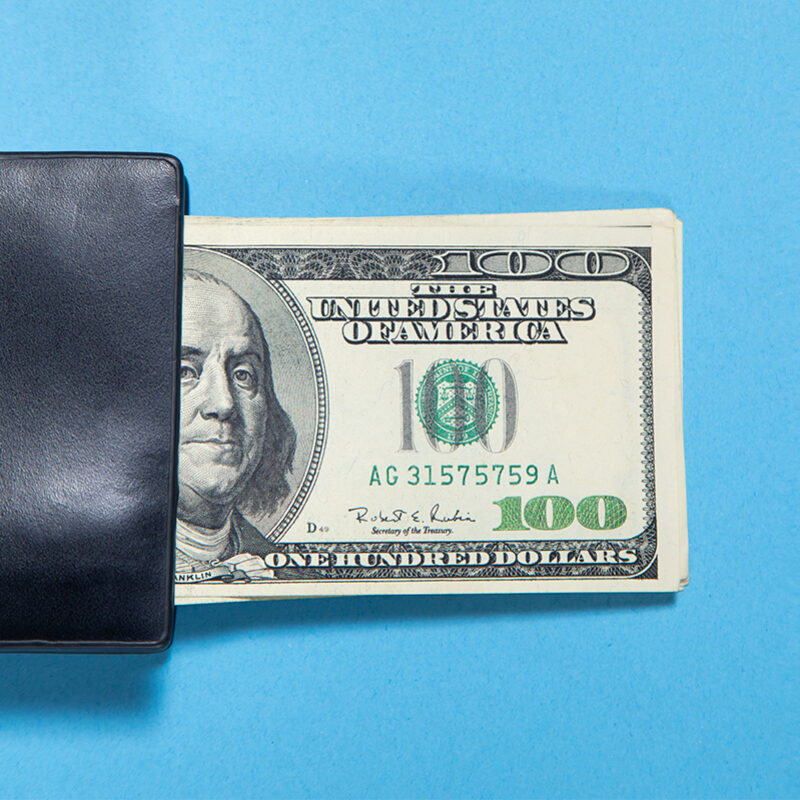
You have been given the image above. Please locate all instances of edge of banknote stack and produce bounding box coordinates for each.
[176,209,687,603]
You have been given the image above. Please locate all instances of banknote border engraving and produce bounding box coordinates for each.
[196,245,657,581]
[260,278,329,543]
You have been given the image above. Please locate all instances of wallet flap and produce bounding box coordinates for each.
[0,153,182,651]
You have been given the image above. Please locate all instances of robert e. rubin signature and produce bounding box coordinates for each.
[347,504,476,524]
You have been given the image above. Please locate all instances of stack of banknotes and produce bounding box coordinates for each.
[175,210,686,603]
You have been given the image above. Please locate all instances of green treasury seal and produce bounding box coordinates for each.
[415,359,499,445]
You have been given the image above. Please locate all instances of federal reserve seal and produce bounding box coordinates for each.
[415,359,499,445]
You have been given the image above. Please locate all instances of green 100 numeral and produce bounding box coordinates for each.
[493,495,627,531]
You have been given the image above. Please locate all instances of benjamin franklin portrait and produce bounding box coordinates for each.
[176,269,297,579]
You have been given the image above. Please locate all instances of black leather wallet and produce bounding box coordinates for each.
[0,153,183,651]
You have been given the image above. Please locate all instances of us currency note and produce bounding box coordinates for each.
[175,211,686,603]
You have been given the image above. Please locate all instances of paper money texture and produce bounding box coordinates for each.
[175,211,686,603]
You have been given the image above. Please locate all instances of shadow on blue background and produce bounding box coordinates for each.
[177,594,676,640]
[0,593,675,715]
[0,653,166,714]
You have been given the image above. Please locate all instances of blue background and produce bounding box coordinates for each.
[1,1,797,798]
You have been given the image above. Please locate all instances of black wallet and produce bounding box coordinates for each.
[0,153,183,651]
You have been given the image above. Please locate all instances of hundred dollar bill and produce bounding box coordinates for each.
[175,211,686,603]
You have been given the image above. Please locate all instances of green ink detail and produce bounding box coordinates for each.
[547,464,559,484]
[415,359,499,446]
[576,495,627,530]
[493,496,529,531]
[524,496,575,531]
[369,466,381,486]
